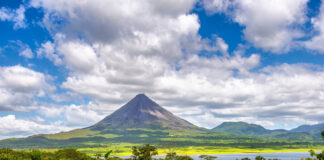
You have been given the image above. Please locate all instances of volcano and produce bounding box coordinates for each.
[89,94,199,131]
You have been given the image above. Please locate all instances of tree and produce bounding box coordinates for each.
[165,152,177,160]
[165,152,194,160]
[310,150,324,160]
[105,150,113,159]
[30,150,41,160]
[255,156,265,160]
[199,155,217,160]
[54,148,90,160]
[241,158,251,160]
[174,155,193,160]
[131,144,158,160]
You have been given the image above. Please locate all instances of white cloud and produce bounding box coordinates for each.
[0,65,53,111]
[23,0,324,132]
[203,0,309,53]
[0,5,27,29]
[7,40,34,59]
[215,37,229,56]
[0,115,72,140]
[0,102,106,139]
[305,2,324,53]
[31,0,197,44]
[38,106,65,118]
[0,65,49,92]
[19,48,34,58]
[203,0,232,14]
[57,40,99,73]
[37,41,63,65]
[38,103,105,128]
[64,103,105,127]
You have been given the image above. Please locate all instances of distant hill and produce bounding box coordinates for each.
[290,123,324,133]
[212,122,323,140]
[290,123,324,140]
[212,122,271,136]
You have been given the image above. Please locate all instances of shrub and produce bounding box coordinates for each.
[105,150,113,159]
[30,150,41,160]
[255,156,265,160]
[175,155,193,160]
[165,152,177,160]
[54,148,91,160]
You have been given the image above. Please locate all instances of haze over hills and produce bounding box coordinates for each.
[0,94,323,149]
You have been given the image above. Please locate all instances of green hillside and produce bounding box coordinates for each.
[212,122,272,136]
[290,123,324,140]
[211,121,322,140]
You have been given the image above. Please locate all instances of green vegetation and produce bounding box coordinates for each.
[0,148,92,160]
[0,141,324,160]
[1,131,323,159]
[1,128,323,153]
[131,144,158,160]
[198,155,217,160]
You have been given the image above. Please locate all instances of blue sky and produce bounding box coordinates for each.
[1,0,324,139]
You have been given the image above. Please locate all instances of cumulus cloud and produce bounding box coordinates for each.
[37,40,63,65]
[3,40,34,59]
[13,0,322,132]
[38,103,105,127]
[0,5,27,29]
[305,2,324,53]
[19,48,34,58]
[64,104,105,127]
[0,102,105,139]
[14,41,34,58]
[203,0,232,14]
[0,115,72,140]
[215,37,229,56]
[203,0,309,53]
[30,0,197,45]
[156,63,324,129]
[0,65,53,111]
